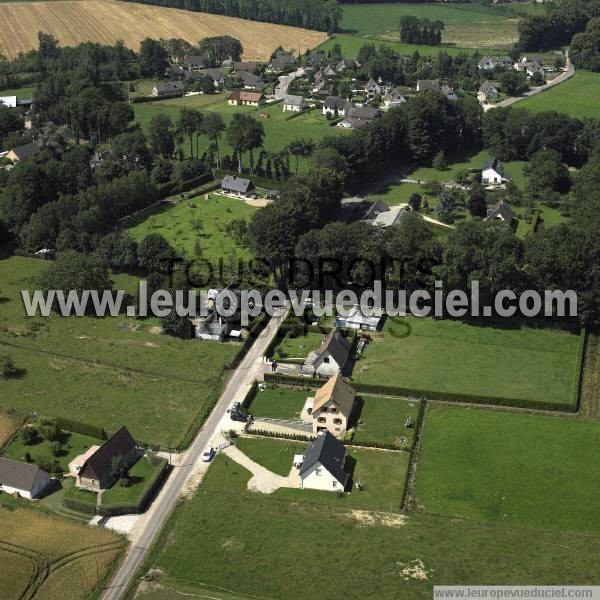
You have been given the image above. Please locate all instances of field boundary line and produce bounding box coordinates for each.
[401,399,427,512]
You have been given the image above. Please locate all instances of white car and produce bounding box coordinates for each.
[201,446,215,462]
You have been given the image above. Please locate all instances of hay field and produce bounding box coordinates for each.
[0,0,328,59]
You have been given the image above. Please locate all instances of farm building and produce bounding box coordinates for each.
[298,431,349,491]
[482,157,510,186]
[478,81,499,102]
[221,175,255,197]
[302,328,351,377]
[308,374,356,437]
[151,81,184,97]
[6,142,40,164]
[0,457,51,500]
[282,94,308,112]
[336,305,383,332]
[228,90,265,106]
[76,426,137,492]
[485,200,514,224]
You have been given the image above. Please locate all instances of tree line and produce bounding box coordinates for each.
[399,16,444,45]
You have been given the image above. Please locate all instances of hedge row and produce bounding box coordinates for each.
[63,492,97,515]
[571,329,588,410]
[401,398,427,511]
[241,380,259,411]
[130,92,184,104]
[54,417,105,440]
[156,173,213,198]
[212,168,290,192]
[263,373,577,413]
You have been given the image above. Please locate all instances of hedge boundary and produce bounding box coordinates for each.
[263,373,577,413]
[130,92,184,104]
[54,416,105,440]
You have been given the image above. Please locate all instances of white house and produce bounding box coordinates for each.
[298,431,349,491]
[383,87,406,108]
[309,374,356,437]
[151,81,184,97]
[364,78,382,98]
[0,457,51,499]
[478,55,513,71]
[514,59,545,78]
[283,95,308,112]
[482,157,510,186]
[0,96,17,108]
[323,96,349,117]
[302,329,351,377]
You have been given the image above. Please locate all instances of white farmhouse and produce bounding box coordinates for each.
[482,156,510,186]
[0,457,51,499]
[302,328,351,377]
[299,431,349,492]
[283,95,308,112]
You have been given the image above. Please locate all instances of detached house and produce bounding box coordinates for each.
[302,328,351,377]
[238,71,266,90]
[478,81,499,102]
[151,81,184,97]
[233,61,260,73]
[6,142,40,164]
[441,84,458,101]
[364,78,382,98]
[323,96,350,117]
[76,427,137,492]
[478,55,513,71]
[283,95,308,112]
[309,374,356,437]
[299,431,349,492]
[0,457,51,500]
[221,175,255,196]
[482,156,510,185]
[182,55,207,71]
[269,53,296,72]
[485,200,514,224]
[383,87,406,108]
[417,79,440,92]
[205,68,225,88]
[228,90,265,106]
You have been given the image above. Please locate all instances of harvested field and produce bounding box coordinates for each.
[0,0,327,59]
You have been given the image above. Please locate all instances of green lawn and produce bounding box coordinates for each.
[247,386,311,420]
[519,71,600,120]
[340,3,519,50]
[233,437,307,476]
[127,193,256,262]
[0,256,238,448]
[417,404,600,534]
[2,425,102,473]
[353,316,582,406]
[136,452,600,600]
[101,454,164,505]
[270,330,324,361]
[0,85,35,99]
[354,396,420,447]
[134,97,345,168]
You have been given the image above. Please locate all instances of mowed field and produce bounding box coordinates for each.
[0,0,327,59]
[519,71,600,120]
[416,404,600,534]
[0,506,125,599]
[134,453,600,600]
[0,256,238,448]
[340,2,519,50]
[353,316,583,406]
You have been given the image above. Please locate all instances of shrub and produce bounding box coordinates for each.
[20,426,37,446]
[38,418,62,442]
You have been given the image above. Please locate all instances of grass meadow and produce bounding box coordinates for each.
[134,452,600,600]
[247,386,311,420]
[353,316,583,406]
[0,506,125,599]
[416,404,600,534]
[0,256,238,448]
[519,71,600,120]
[340,3,519,50]
[127,193,256,263]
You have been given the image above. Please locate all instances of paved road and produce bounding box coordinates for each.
[485,55,574,112]
[102,308,287,599]
[274,67,305,99]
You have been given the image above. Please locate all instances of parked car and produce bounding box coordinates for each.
[201,446,215,462]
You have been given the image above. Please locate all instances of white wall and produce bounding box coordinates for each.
[301,463,342,492]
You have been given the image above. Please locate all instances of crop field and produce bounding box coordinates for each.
[0,256,238,448]
[353,316,583,406]
[519,71,600,120]
[340,3,519,50]
[128,193,256,263]
[0,506,125,599]
[0,0,327,60]
[416,404,600,534]
[134,453,600,600]
[0,410,21,449]
[134,97,344,167]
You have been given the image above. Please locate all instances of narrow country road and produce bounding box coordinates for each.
[274,67,305,99]
[102,308,287,600]
[485,54,574,112]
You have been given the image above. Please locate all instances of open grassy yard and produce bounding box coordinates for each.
[340,3,519,50]
[0,505,125,599]
[519,71,600,120]
[233,437,308,476]
[416,404,600,534]
[134,452,600,600]
[270,330,324,361]
[101,454,164,506]
[247,386,311,420]
[127,194,256,263]
[2,425,102,473]
[0,256,238,448]
[353,316,582,406]
[354,395,420,447]
[134,97,345,167]
[0,85,34,99]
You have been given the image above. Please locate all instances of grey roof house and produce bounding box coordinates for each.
[183,55,207,70]
[221,175,255,196]
[302,328,351,377]
[485,200,514,224]
[283,94,308,111]
[238,71,266,90]
[0,457,51,500]
[152,81,184,97]
[299,431,349,491]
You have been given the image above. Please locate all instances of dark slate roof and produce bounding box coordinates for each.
[417,79,440,91]
[154,81,184,94]
[283,94,306,107]
[483,156,505,174]
[300,431,348,487]
[238,71,266,89]
[270,54,295,69]
[10,142,40,161]
[363,199,390,220]
[347,105,380,121]
[485,200,514,222]
[79,426,136,481]
[307,53,327,66]
[324,96,348,110]
[205,69,225,82]
[183,55,207,68]
[221,175,254,194]
[316,328,351,367]
[0,457,46,491]
[233,61,260,72]
[480,80,497,93]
